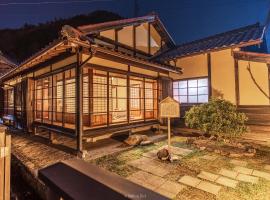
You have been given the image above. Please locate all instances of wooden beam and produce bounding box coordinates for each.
[207,53,212,99]
[233,51,270,63]
[234,59,240,106]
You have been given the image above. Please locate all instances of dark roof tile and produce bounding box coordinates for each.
[155,23,265,61]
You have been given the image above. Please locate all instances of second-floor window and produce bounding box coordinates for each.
[173,78,209,104]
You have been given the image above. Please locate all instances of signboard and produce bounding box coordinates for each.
[159,96,180,118]
[159,96,180,155]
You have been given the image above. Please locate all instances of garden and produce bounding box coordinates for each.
[90,99,270,199]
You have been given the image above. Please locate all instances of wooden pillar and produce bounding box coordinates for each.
[207,53,212,99]
[234,59,240,106]
[76,50,83,154]
[127,66,130,125]
[267,63,270,104]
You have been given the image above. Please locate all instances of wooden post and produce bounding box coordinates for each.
[76,51,83,154]
[4,135,11,200]
[0,129,5,200]
[207,53,212,99]
[168,117,171,152]
[234,59,240,106]
[0,126,10,200]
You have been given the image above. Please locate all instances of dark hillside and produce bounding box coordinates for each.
[0,10,122,63]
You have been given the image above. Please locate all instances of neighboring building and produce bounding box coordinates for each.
[0,52,16,122]
[0,52,16,76]
[0,14,181,153]
[156,23,269,126]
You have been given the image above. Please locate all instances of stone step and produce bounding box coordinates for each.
[178,175,222,195]
[198,171,238,188]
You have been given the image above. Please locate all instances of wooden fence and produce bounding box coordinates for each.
[0,126,10,200]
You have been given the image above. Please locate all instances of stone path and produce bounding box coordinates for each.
[127,171,185,199]
[198,171,238,188]
[230,159,247,167]
[178,175,221,195]
[128,145,270,198]
[127,157,171,177]
[219,168,259,184]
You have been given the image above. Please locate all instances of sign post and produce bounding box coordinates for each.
[159,97,180,152]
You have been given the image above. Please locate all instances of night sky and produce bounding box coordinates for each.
[0,0,269,44]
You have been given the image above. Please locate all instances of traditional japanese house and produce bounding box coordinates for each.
[155,23,270,127]
[0,14,181,153]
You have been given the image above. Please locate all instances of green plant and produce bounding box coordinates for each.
[184,98,248,139]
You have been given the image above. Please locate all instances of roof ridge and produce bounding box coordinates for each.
[176,22,261,48]
[77,14,155,30]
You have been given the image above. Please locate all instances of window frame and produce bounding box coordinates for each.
[173,77,209,104]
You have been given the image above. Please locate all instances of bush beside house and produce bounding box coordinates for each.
[185,98,248,139]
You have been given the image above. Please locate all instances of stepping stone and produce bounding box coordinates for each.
[252,170,270,181]
[127,171,166,190]
[236,174,259,184]
[127,157,170,177]
[196,181,222,195]
[198,171,239,188]
[233,166,253,175]
[200,155,217,161]
[156,180,185,199]
[142,150,158,158]
[230,159,247,167]
[198,171,219,182]
[170,146,193,156]
[264,165,270,171]
[178,175,201,187]
[219,168,238,179]
[151,166,170,177]
[127,157,154,168]
[215,176,238,188]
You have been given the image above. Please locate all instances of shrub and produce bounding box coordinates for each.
[184,98,248,139]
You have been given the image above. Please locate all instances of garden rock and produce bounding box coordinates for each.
[200,146,206,151]
[246,147,256,154]
[214,149,221,154]
[157,148,170,160]
[124,134,148,146]
[169,155,180,162]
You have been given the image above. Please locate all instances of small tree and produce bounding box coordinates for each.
[185,98,248,139]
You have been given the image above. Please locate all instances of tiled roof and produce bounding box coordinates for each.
[155,23,265,61]
[78,14,175,47]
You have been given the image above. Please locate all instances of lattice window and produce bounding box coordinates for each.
[93,75,107,113]
[65,79,75,113]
